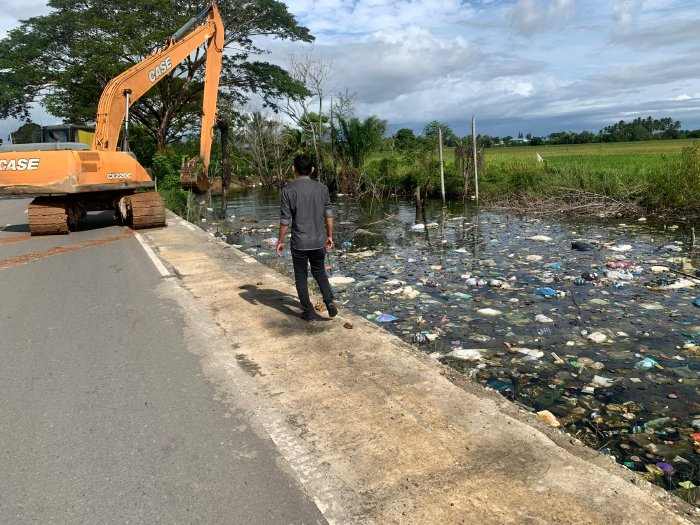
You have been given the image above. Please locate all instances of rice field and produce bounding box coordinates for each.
[369,139,700,216]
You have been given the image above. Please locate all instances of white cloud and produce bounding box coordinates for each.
[611,0,642,28]
[285,0,472,38]
[321,27,479,104]
[2,0,700,137]
[507,0,577,38]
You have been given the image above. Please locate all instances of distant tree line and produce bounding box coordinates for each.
[384,116,700,153]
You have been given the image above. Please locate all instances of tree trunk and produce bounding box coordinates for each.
[217,117,231,220]
[316,96,324,181]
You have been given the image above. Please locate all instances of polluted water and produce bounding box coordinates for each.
[205,190,700,504]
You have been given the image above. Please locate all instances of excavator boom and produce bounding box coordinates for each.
[92,3,224,178]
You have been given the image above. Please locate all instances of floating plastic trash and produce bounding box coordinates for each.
[656,462,675,474]
[530,235,553,242]
[639,302,664,310]
[694,297,700,307]
[606,261,631,268]
[328,276,356,285]
[587,332,607,343]
[608,244,632,252]
[590,375,614,388]
[412,333,427,344]
[571,241,596,251]
[477,308,502,316]
[487,379,514,392]
[635,357,658,369]
[644,417,671,429]
[604,270,633,281]
[535,287,557,297]
[535,314,553,323]
[573,278,586,286]
[512,348,544,359]
[375,313,398,322]
[448,348,484,361]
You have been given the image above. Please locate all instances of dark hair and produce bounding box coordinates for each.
[293,154,313,176]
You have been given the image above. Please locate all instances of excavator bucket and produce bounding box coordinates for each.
[180,157,210,193]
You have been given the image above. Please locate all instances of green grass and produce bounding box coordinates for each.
[366,139,700,216]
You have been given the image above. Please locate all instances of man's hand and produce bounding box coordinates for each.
[276,223,289,257]
[326,236,334,251]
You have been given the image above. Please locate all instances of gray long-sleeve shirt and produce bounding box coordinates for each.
[280,177,333,250]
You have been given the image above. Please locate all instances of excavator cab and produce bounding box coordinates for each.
[33,125,96,147]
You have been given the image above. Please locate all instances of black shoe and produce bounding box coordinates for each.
[300,311,314,321]
[326,302,338,318]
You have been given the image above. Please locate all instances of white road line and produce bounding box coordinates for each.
[134,232,171,277]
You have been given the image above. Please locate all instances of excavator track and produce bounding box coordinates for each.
[28,197,69,235]
[128,192,166,229]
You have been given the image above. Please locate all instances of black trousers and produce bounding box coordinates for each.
[291,247,334,314]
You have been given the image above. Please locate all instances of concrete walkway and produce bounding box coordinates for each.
[139,212,699,525]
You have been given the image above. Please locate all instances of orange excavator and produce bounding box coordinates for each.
[0,3,224,235]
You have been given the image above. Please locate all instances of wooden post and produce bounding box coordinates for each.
[472,115,479,204]
[439,128,445,207]
[461,140,469,203]
[217,117,231,220]
[330,98,336,180]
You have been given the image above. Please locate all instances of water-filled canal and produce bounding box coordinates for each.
[202,188,700,497]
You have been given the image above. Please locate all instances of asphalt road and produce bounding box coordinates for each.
[0,196,326,524]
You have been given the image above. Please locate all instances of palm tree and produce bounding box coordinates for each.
[334,115,387,169]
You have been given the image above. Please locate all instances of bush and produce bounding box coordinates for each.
[152,151,184,191]
[152,150,190,216]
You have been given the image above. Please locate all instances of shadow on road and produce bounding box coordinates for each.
[2,211,118,234]
[238,284,331,323]
[2,224,30,233]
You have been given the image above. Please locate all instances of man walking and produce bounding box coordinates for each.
[276,154,338,321]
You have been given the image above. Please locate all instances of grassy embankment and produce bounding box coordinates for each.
[366,139,700,217]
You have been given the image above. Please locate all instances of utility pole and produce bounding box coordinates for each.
[472,116,479,204]
[439,128,445,207]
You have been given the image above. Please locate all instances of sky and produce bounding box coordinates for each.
[1,0,699,139]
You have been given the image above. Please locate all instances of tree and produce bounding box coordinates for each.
[244,112,294,188]
[422,121,457,147]
[0,0,313,152]
[334,116,387,169]
[284,50,331,181]
[9,122,41,144]
[599,116,682,142]
[394,128,416,151]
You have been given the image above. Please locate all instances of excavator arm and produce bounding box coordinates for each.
[92,3,224,178]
